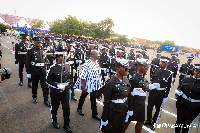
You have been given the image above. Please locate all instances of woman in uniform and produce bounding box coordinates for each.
[175,64,200,133]
[123,58,149,133]
[100,58,130,133]
[46,49,72,133]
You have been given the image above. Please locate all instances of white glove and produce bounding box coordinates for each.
[162,98,168,104]
[27,74,31,78]
[125,111,133,122]
[100,119,108,130]
[172,78,175,82]
[175,90,183,96]
[16,63,19,67]
[153,83,160,88]
[149,84,154,90]
[57,83,65,90]
[131,88,142,96]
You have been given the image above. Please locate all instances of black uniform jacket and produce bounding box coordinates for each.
[167,61,178,78]
[179,63,194,76]
[101,76,130,121]
[128,73,149,121]
[15,41,28,64]
[46,63,70,91]
[26,47,46,75]
[150,68,173,98]
[99,54,110,68]
[179,77,200,108]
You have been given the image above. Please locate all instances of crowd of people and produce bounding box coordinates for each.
[1,30,199,133]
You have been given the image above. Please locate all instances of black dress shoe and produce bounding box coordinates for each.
[150,125,155,131]
[63,126,73,133]
[71,96,77,101]
[32,98,37,104]
[77,109,84,116]
[44,101,51,107]
[144,120,152,125]
[28,83,32,88]
[92,115,101,121]
[52,121,60,129]
[19,81,23,86]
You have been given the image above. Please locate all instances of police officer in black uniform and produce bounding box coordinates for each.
[99,45,110,84]
[124,58,149,133]
[141,49,149,60]
[100,58,130,133]
[65,39,77,101]
[46,49,72,133]
[178,56,194,86]
[109,44,115,58]
[129,51,143,78]
[85,42,94,60]
[174,64,200,133]
[121,45,126,59]
[150,51,161,79]
[42,37,54,69]
[15,34,32,87]
[167,53,179,85]
[26,37,51,107]
[127,46,135,62]
[74,41,84,83]
[144,56,173,131]
[94,40,99,51]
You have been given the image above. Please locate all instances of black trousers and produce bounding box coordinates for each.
[32,74,49,101]
[19,61,31,84]
[175,97,200,133]
[78,91,98,116]
[147,95,164,124]
[50,88,70,127]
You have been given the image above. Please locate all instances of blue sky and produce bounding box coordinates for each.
[1,0,199,49]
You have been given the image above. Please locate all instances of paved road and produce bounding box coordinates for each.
[0,35,199,133]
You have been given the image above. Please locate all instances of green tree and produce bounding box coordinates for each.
[163,40,175,46]
[31,19,44,29]
[0,22,11,32]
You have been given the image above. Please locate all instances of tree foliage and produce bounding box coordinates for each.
[50,16,115,39]
[31,19,44,29]
[0,22,11,32]
[111,33,129,43]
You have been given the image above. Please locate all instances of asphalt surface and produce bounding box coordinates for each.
[0,35,199,133]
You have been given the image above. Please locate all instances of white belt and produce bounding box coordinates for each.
[45,53,54,55]
[152,64,159,67]
[111,98,127,103]
[18,52,27,54]
[129,60,134,62]
[68,61,74,64]
[182,93,200,102]
[131,88,147,96]
[155,88,166,90]
[180,73,190,77]
[101,68,107,71]
[75,60,82,64]
[32,62,45,66]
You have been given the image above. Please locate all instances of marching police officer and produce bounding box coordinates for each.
[129,51,143,78]
[150,51,161,79]
[74,41,84,83]
[121,45,127,59]
[46,49,72,133]
[85,42,94,60]
[178,56,194,86]
[141,49,149,60]
[127,46,135,62]
[124,58,150,133]
[15,34,32,87]
[26,37,51,107]
[175,64,200,133]
[167,53,179,85]
[144,56,173,131]
[65,39,77,101]
[100,58,130,133]
[99,45,110,84]
[109,44,115,58]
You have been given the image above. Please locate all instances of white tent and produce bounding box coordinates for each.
[13,18,31,28]
[0,17,10,26]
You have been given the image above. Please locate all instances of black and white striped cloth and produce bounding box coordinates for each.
[74,59,103,93]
